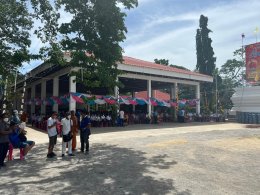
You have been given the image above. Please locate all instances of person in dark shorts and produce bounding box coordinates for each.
[8,121,35,156]
[47,112,58,158]
[80,111,91,154]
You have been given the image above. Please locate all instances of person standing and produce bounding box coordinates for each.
[11,110,20,124]
[47,112,58,158]
[61,112,74,157]
[153,111,158,124]
[106,114,112,127]
[20,111,27,127]
[70,110,78,151]
[119,110,124,127]
[179,109,185,123]
[31,113,36,127]
[0,113,12,168]
[80,111,91,154]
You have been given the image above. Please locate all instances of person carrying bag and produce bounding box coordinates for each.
[61,112,74,157]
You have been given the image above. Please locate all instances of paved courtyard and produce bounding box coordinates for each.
[0,122,260,195]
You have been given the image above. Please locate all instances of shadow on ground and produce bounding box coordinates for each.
[0,143,190,195]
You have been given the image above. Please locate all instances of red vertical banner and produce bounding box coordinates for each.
[245,42,260,82]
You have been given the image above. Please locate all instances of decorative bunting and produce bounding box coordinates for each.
[94,99,106,105]
[24,92,199,108]
[128,98,138,105]
[72,95,84,104]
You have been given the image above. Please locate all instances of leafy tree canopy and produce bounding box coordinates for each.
[217,48,246,110]
[154,58,189,70]
[0,0,33,76]
[220,48,245,86]
[196,15,216,76]
[195,14,216,112]
[0,0,138,93]
[57,0,138,91]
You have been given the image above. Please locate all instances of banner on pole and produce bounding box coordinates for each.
[245,42,260,82]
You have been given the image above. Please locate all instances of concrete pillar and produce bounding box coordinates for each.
[2,77,8,113]
[20,76,27,112]
[41,80,46,114]
[132,91,136,113]
[31,85,35,114]
[196,84,201,114]
[53,77,59,112]
[147,79,152,116]
[170,83,178,100]
[69,76,76,111]
[170,83,178,121]
[114,77,119,113]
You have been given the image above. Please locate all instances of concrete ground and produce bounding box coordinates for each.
[0,122,259,195]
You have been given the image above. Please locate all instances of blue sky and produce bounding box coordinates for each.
[21,0,260,73]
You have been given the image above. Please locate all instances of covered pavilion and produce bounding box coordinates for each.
[15,55,213,116]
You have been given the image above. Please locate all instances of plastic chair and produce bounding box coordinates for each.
[8,144,24,161]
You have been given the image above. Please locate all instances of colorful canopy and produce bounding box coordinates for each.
[25,92,199,108]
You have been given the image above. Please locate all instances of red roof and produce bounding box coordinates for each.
[123,56,211,78]
[135,90,170,101]
[64,52,210,78]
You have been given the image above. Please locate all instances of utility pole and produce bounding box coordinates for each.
[216,73,218,115]
[14,69,18,109]
[241,33,245,83]
[254,27,259,43]
[20,73,28,112]
[214,68,218,115]
[2,77,8,113]
[241,33,245,58]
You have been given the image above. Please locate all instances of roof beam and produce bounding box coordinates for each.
[119,73,200,86]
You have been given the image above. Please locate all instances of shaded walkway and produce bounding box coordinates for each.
[0,142,188,195]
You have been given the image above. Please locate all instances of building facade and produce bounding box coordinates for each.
[15,55,213,116]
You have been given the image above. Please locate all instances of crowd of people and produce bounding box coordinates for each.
[30,111,113,130]
[46,110,91,158]
[0,107,227,168]
[0,108,178,167]
[0,108,93,168]
[29,110,175,131]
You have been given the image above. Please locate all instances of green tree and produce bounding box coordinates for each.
[218,77,235,110]
[0,0,60,110]
[220,48,245,86]
[196,15,216,75]
[154,58,194,101]
[154,58,189,70]
[154,58,169,65]
[196,15,216,112]
[0,0,33,76]
[218,48,246,110]
[1,0,138,110]
[56,0,138,92]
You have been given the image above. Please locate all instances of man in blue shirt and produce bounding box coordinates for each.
[80,110,91,154]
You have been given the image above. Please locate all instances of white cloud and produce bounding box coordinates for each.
[22,0,260,73]
[123,0,260,70]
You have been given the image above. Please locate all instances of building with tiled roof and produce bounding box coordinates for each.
[15,54,213,115]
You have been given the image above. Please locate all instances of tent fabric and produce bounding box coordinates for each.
[72,95,84,104]
[25,92,199,108]
[94,99,106,105]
